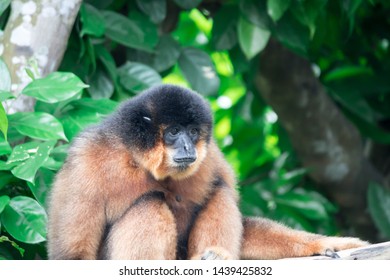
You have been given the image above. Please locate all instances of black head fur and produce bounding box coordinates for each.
[105,84,213,150]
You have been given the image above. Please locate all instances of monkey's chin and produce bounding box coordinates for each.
[174,163,192,172]
[168,162,200,180]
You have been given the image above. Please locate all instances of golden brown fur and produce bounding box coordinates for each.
[47,85,368,260]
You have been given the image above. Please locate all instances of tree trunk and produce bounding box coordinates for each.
[254,39,384,241]
[0,0,82,113]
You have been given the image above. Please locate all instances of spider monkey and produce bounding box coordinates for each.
[47,84,368,260]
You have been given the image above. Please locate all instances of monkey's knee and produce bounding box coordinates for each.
[105,192,177,260]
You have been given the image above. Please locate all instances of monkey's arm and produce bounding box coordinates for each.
[47,168,106,260]
[188,187,243,260]
[240,217,369,259]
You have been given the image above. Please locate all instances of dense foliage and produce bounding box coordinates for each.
[1,0,390,259]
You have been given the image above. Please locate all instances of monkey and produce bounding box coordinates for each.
[47,84,368,260]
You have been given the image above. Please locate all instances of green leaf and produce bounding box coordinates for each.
[0,160,18,171]
[61,110,103,140]
[87,67,114,99]
[27,168,55,207]
[342,0,363,29]
[275,191,329,220]
[291,0,327,37]
[153,35,181,72]
[11,141,56,184]
[238,16,271,60]
[368,183,390,238]
[68,98,118,115]
[0,102,7,140]
[267,0,291,22]
[0,0,11,16]
[8,112,67,141]
[173,0,202,9]
[102,11,154,52]
[240,0,273,30]
[118,62,162,94]
[273,11,310,53]
[178,48,220,95]
[0,91,14,102]
[80,3,105,37]
[0,135,11,155]
[22,72,88,103]
[0,195,10,214]
[7,142,41,164]
[136,0,166,24]
[1,196,48,244]
[211,5,239,51]
[0,58,11,92]
[95,45,117,81]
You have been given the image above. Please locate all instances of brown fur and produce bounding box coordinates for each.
[241,217,369,259]
[47,109,368,260]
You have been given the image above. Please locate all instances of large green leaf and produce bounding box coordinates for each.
[136,0,166,24]
[80,3,105,37]
[118,62,162,93]
[22,72,88,103]
[0,0,11,16]
[211,5,238,51]
[153,35,181,72]
[1,196,47,244]
[267,0,291,22]
[102,11,154,52]
[368,183,390,238]
[238,16,271,60]
[8,112,67,141]
[178,48,220,95]
[173,0,202,9]
[11,141,56,184]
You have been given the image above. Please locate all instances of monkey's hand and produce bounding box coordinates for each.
[192,247,233,260]
[310,236,370,258]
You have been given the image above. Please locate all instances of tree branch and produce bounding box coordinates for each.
[254,39,384,241]
[0,0,82,113]
[284,241,390,260]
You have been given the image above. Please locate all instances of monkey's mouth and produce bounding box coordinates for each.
[172,157,196,171]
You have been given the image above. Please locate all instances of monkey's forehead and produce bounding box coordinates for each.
[122,85,213,126]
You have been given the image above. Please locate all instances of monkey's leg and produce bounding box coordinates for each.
[241,217,369,259]
[105,192,177,260]
[188,187,243,260]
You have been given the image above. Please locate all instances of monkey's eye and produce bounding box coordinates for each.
[189,128,199,136]
[169,127,180,136]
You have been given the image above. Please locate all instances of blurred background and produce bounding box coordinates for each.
[0,0,390,259]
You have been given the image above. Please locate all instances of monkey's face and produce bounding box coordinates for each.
[114,84,212,180]
[163,124,207,171]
